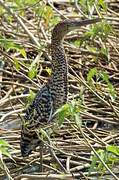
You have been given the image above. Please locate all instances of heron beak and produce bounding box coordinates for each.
[69,18,102,31]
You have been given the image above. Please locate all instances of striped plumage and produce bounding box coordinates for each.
[20,18,101,156]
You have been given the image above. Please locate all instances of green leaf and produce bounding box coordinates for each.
[35,5,54,25]
[55,100,83,127]
[45,67,52,76]
[101,72,116,101]
[0,147,10,157]
[0,140,14,161]
[0,139,11,148]
[39,128,48,141]
[49,16,60,27]
[74,113,82,127]
[15,0,37,7]
[13,58,20,70]
[0,38,26,56]
[56,104,69,126]
[108,83,116,101]
[35,4,45,17]
[98,0,107,11]
[101,71,109,83]
[86,46,97,53]
[106,145,119,156]
[87,67,97,82]
[27,90,36,104]
[85,22,113,39]
[19,48,27,58]
[89,152,98,173]
[28,66,37,79]
[44,6,54,24]
[0,6,5,15]
[101,47,110,61]
[72,40,81,47]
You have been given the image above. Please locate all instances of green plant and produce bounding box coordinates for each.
[35,4,60,27]
[85,21,113,40]
[28,65,38,79]
[89,145,119,177]
[26,89,36,105]
[55,100,84,127]
[87,68,116,101]
[78,0,107,16]
[0,139,14,180]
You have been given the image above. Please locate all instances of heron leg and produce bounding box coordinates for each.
[39,142,44,172]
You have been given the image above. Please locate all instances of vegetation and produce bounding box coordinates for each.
[0,0,119,179]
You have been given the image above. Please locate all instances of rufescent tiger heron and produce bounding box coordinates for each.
[20,18,101,157]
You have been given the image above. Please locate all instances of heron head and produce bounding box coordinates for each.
[52,18,101,42]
